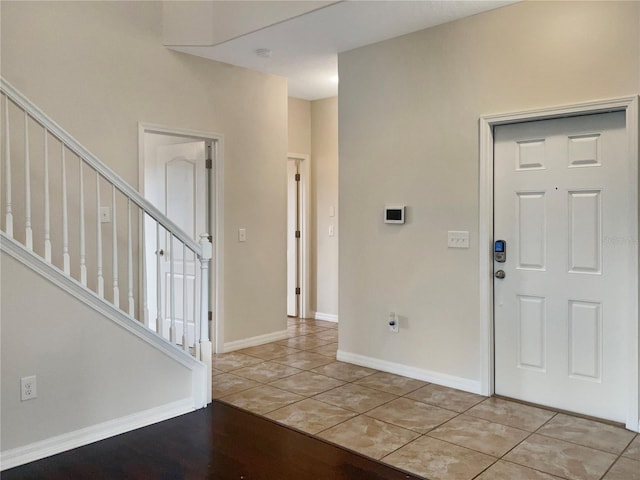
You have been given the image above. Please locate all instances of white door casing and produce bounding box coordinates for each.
[494,112,631,422]
[288,153,311,319]
[139,123,225,355]
[287,158,300,317]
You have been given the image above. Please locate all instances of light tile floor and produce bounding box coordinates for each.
[214,317,640,480]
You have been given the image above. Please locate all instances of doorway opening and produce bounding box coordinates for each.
[138,123,224,352]
[287,153,311,319]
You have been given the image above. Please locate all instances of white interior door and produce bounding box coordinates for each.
[144,139,207,345]
[287,159,300,317]
[494,111,632,422]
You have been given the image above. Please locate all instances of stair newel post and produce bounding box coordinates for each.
[96,172,104,297]
[4,96,13,238]
[199,233,213,403]
[79,161,87,286]
[61,144,70,275]
[24,111,32,250]
[127,199,134,317]
[43,130,51,262]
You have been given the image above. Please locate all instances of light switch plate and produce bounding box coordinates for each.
[448,231,469,248]
[238,228,246,242]
[100,206,111,223]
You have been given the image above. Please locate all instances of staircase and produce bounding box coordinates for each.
[0,78,212,465]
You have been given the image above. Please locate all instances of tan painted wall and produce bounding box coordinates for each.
[311,97,339,318]
[338,1,640,385]
[288,96,339,319]
[1,1,289,344]
[1,252,194,451]
[288,97,311,155]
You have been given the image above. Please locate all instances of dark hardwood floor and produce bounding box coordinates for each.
[3,401,419,480]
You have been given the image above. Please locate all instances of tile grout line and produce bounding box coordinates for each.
[215,320,637,480]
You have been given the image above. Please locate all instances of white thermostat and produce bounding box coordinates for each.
[384,206,405,224]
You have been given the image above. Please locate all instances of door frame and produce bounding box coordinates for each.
[138,122,225,353]
[478,96,639,431]
[288,153,311,319]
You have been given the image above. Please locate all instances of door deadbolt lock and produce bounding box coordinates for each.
[495,270,505,279]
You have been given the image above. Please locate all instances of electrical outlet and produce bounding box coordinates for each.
[21,375,37,401]
[388,312,399,333]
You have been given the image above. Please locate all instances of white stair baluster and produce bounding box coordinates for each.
[112,185,119,308]
[182,242,188,351]
[61,145,70,274]
[4,97,13,237]
[24,112,32,249]
[194,246,200,357]
[43,130,51,262]
[127,199,134,316]
[170,233,176,344]
[96,172,104,297]
[142,214,149,328]
[79,162,87,285]
[156,222,162,336]
[191,246,200,359]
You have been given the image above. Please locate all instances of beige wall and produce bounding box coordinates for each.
[288,97,311,155]
[311,97,339,318]
[1,252,194,452]
[288,96,339,319]
[1,1,289,344]
[338,1,640,386]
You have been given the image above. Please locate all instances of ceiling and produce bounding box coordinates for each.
[169,1,515,100]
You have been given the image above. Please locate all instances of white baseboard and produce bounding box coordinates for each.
[0,398,194,471]
[223,329,289,353]
[314,312,338,323]
[336,350,483,395]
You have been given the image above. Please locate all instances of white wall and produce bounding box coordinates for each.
[0,251,194,453]
[338,1,640,386]
[0,1,289,345]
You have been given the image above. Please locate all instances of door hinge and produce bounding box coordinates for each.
[295,287,301,295]
[208,234,212,242]
[206,158,213,169]
[295,230,301,238]
[295,173,301,182]
[208,311,213,321]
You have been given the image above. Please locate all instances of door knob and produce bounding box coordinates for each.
[495,270,505,279]
[157,249,165,256]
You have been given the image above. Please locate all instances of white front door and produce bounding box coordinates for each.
[144,140,207,345]
[494,111,632,422]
